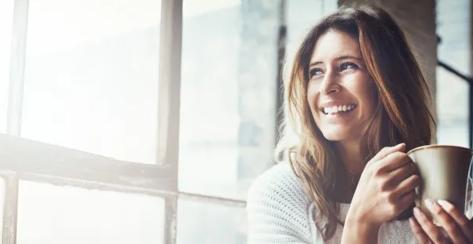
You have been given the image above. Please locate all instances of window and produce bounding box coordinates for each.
[436,0,471,147]
[1,0,171,242]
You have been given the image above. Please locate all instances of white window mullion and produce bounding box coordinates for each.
[7,0,29,136]
[164,196,177,244]
[158,0,182,243]
[157,0,182,174]
[2,173,19,244]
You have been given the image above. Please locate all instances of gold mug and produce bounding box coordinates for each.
[407,145,473,223]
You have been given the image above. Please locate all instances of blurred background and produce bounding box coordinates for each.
[0,0,471,243]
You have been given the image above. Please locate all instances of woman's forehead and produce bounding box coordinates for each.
[310,30,361,64]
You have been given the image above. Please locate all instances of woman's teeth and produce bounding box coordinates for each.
[322,104,356,115]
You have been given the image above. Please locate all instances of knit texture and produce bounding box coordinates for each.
[247,162,417,243]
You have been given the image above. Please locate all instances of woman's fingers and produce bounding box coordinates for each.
[409,217,430,244]
[386,162,417,187]
[369,143,406,163]
[424,199,468,244]
[411,199,473,244]
[393,174,421,197]
[377,151,412,173]
[413,207,449,243]
[437,200,473,242]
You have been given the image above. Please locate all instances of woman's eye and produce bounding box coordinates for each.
[339,62,359,71]
[309,68,323,79]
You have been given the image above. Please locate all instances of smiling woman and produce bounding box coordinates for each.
[247,5,472,244]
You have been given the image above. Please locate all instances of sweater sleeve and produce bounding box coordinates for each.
[246,163,315,244]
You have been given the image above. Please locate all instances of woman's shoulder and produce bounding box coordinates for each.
[248,162,309,204]
[247,162,315,243]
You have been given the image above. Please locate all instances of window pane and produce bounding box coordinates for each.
[17,180,164,244]
[177,199,246,244]
[0,0,14,133]
[436,0,471,147]
[436,69,469,146]
[21,0,161,164]
[179,0,279,200]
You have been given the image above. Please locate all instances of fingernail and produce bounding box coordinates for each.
[408,217,417,227]
[437,199,453,209]
[424,199,434,210]
[413,207,421,217]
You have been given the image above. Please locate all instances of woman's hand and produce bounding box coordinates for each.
[347,143,421,226]
[343,143,421,243]
[409,199,473,244]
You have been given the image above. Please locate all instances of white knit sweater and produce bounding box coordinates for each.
[247,162,416,243]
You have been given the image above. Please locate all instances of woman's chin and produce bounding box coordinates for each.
[321,130,354,142]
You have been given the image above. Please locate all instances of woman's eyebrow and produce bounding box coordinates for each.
[309,61,323,68]
[335,55,362,61]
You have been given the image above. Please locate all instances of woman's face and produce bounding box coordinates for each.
[307,29,377,143]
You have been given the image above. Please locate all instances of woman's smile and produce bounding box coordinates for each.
[320,103,357,115]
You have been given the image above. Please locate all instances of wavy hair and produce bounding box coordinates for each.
[280,5,435,240]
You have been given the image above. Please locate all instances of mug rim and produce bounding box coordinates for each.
[407,144,473,155]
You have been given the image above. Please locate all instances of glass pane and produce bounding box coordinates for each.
[17,180,164,244]
[21,0,161,164]
[436,0,471,147]
[0,0,14,133]
[436,69,469,146]
[179,0,279,200]
[177,199,246,244]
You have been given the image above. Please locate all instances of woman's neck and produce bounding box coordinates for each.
[333,141,364,203]
[336,141,364,176]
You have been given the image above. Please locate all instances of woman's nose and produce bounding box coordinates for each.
[320,73,341,94]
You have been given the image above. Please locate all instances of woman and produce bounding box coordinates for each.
[247,5,473,244]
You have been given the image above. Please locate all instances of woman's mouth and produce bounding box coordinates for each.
[321,103,357,115]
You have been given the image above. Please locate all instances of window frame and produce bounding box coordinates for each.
[1,0,246,243]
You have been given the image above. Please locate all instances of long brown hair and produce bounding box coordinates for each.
[281,5,435,240]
